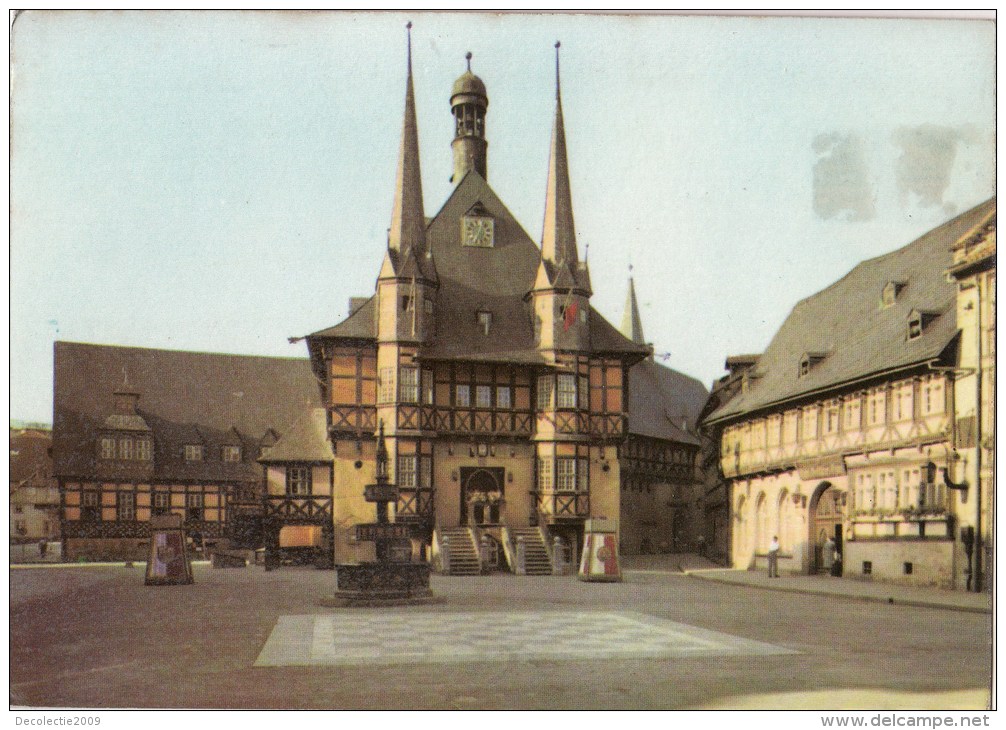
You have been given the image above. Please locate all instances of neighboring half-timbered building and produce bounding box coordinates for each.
[52,342,318,561]
[703,199,995,590]
[618,278,708,555]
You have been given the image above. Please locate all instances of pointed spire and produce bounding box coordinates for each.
[620,273,646,345]
[388,21,427,260]
[540,41,578,271]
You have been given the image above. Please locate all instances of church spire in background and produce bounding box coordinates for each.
[620,271,646,346]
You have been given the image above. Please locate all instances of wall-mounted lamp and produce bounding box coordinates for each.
[447,444,453,456]
[510,448,516,458]
[451,470,458,482]
[507,472,513,483]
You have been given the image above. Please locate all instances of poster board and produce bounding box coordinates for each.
[145,514,194,586]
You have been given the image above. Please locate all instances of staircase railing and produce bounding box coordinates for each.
[538,526,554,564]
[499,526,517,573]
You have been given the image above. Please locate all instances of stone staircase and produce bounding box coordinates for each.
[439,527,482,576]
[510,527,553,576]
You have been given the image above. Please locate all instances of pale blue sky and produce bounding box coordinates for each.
[10,11,995,423]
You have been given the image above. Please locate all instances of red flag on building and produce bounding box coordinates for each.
[563,298,578,331]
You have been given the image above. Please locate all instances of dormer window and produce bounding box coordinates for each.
[222,445,242,462]
[184,444,204,462]
[99,435,152,461]
[477,310,492,335]
[907,309,938,340]
[798,352,828,378]
[882,281,906,308]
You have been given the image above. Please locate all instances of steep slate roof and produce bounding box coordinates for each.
[10,429,54,488]
[259,408,333,463]
[53,342,320,481]
[627,358,707,446]
[705,198,996,425]
[308,296,376,339]
[411,171,543,359]
[306,171,647,364]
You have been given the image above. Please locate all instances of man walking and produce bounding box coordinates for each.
[768,535,780,578]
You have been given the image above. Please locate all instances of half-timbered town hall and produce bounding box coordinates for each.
[274,34,705,571]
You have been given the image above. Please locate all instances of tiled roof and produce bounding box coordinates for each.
[53,342,320,481]
[627,358,707,446]
[705,198,995,424]
[308,296,376,339]
[259,408,333,463]
[10,429,54,487]
[305,172,647,362]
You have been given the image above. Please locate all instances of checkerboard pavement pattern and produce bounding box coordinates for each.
[254,610,797,667]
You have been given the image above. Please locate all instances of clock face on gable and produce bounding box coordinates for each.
[461,215,494,248]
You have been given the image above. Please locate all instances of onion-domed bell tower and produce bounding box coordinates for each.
[450,52,488,184]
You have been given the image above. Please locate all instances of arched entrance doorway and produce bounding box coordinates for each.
[809,482,844,573]
[460,467,505,526]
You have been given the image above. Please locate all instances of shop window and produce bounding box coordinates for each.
[186,493,204,521]
[81,491,100,522]
[152,492,170,516]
